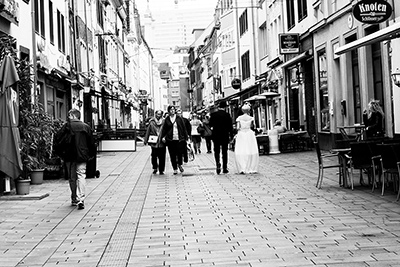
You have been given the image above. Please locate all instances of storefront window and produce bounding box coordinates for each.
[318,52,329,131]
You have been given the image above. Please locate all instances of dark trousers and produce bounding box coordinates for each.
[167,140,184,170]
[181,140,188,163]
[151,147,166,172]
[213,140,229,170]
[205,136,212,152]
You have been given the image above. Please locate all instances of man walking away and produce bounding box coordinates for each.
[209,101,234,174]
[55,109,96,210]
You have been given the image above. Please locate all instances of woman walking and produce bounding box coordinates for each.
[234,104,259,174]
[161,105,188,175]
[144,110,166,175]
[190,114,202,154]
[202,114,213,153]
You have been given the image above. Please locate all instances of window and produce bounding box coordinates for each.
[239,9,248,36]
[259,23,268,58]
[34,0,46,37]
[49,1,54,44]
[57,10,65,53]
[241,51,250,81]
[286,0,295,30]
[97,0,104,28]
[98,36,106,73]
[318,51,329,131]
[297,0,307,21]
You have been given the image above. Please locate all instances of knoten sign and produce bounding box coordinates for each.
[352,0,392,24]
[231,78,241,90]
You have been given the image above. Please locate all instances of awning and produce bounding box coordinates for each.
[216,84,259,102]
[260,91,280,98]
[243,95,266,102]
[243,91,280,102]
[335,21,400,55]
[279,51,311,68]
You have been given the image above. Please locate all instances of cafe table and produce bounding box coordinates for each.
[330,147,352,189]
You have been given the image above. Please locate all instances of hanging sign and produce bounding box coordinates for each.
[279,34,300,54]
[231,78,241,90]
[352,0,392,24]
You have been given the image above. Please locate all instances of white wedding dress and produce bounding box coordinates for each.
[234,115,259,174]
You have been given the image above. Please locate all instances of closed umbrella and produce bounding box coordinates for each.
[0,55,22,180]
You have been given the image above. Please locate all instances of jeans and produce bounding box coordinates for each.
[65,162,86,204]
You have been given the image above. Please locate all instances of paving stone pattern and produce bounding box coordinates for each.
[1,144,400,266]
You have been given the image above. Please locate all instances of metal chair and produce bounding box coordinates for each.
[314,140,343,189]
[374,144,400,197]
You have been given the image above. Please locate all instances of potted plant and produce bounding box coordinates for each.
[19,104,59,184]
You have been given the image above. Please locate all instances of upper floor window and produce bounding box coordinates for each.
[259,23,268,58]
[297,0,307,21]
[286,0,295,30]
[239,9,248,36]
[49,1,54,44]
[57,10,65,53]
[241,50,250,81]
[34,0,46,38]
[97,0,104,28]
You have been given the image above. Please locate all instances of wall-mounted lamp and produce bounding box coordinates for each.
[391,68,400,87]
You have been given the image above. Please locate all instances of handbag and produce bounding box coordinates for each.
[148,135,158,144]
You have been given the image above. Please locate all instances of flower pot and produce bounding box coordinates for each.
[30,169,45,185]
[16,179,31,195]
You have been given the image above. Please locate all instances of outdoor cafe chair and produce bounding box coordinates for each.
[374,144,400,197]
[313,139,344,189]
[348,141,379,187]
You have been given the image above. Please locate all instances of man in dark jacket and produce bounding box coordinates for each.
[55,109,96,210]
[209,101,234,174]
[160,105,188,174]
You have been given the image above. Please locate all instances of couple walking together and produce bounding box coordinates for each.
[210,101,259,174]
[144,106,188,175]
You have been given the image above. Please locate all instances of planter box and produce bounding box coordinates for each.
[98,139,136,152]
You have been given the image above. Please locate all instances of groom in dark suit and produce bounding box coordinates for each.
[209,101,234,174]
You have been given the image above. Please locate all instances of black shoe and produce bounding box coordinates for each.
[216,163,221,174]
[173,170,178,175]
[178,165,184,173]
[78,202,85,210]
[159,172,164,175]
[223,169,229,174]
[71,201,78,206]
[207,151,211,153]
[198,149,201,153]
[152,169,157,174]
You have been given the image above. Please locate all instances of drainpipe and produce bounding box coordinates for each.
[31,0,37,106]
[235,0,241,92]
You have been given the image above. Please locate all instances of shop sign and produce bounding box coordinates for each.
[0,0,19,25]
[231,78,241,90]
[279,33,299,54]
[352,0,392,24]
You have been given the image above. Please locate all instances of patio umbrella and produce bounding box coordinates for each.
[0,55,22,179]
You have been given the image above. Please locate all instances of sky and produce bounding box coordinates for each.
[135,0,219,61]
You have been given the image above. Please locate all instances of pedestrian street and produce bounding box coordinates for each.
[1,143,400,266]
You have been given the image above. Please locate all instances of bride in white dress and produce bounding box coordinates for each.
[234,104,259,174]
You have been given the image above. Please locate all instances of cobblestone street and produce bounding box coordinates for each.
[1,143,400,267]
